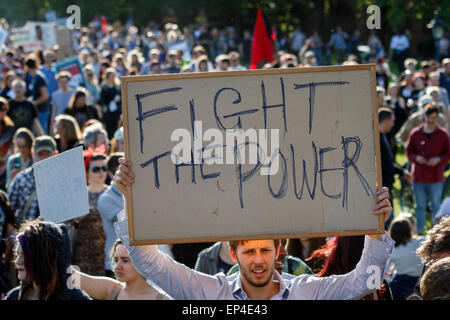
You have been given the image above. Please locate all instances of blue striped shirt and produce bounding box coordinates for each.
[114,211,394,300]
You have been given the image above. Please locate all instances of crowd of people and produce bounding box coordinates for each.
[0,16,450,300]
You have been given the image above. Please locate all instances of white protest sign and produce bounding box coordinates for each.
[11,27,40,52]
[33,146,89,223]
[122,65,383,245]
[25,21,57,50]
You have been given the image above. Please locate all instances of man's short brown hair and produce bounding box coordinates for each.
[56,70,72,80]
[107,152,124,174]
[378,107,393,123]
[229,239,280,253]
[423,103,440,116]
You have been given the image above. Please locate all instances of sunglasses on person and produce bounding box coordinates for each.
[91,165,107,173]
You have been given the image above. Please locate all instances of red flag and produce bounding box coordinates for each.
[250,9,274,69]
[101,16,108,35]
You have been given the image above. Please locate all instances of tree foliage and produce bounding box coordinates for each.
[0,0,448,49]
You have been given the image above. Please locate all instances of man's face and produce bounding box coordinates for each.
[150,64,161,74]
[44,53,54,64]
[444,62,450,74]
[58,77,69,90]
[34,149,53,163]
[425,112,438,129]
[230,240,279,288]
[219,60,229,71]
[414,77,425,90]
[168,54,176,64]
[382,115,395,133]
[13,83,25,97]
[230,56,239,67]
[430,75,440,86]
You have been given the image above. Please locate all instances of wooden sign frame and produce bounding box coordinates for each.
[121,64,384,246]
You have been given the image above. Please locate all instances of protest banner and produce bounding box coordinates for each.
[33,146,89,224]
[11,22,56,52]
[122,65,382,245]
[25,21,57,50]
[54,56,86,89]
[55,27,75,59]
[11,27,39,52]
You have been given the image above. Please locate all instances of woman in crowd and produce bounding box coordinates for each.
[97,59,111,86]
[195,55,211,72]
[127,49,144,74]
[64,87,100,129]
[398,69,415,101]
[387,217,424,300]
[71,154,108,276]
[54,114,83,153]
[110,126,124,153]
[83,65,101,107]
[1,71,16,100]
[0,97,15,189]
[5,219,90,300]
[100,67,121,139]
[72,239,171,300]
[0,191,17,298]
[386,82,410,138]
[5,128,34,189]
[113,53,128,77]
[308,236,392,300]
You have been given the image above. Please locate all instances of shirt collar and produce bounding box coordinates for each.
[230,270,290,300]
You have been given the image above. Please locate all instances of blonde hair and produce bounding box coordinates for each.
[103,67,120,86]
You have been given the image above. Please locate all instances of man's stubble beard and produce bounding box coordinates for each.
[237,258,275,288]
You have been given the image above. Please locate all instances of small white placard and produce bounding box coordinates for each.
[33,146,89,223]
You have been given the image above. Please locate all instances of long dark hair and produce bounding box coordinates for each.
[308,236,365,276]
[16,220,64,300]
[67,87,89,111]
[388,218,412,247]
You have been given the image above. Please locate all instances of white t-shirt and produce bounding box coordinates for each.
[388,237,424,277]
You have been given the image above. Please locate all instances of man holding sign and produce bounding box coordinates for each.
[113,158,394,300]
[9,136,56,224]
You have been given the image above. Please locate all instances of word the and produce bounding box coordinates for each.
[135,77,375,209]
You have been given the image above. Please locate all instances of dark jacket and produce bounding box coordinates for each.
[194,242,223,275]
[380,133,404,190]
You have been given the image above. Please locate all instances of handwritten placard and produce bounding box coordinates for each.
[33,146,89,223]
[122,65,383,245]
